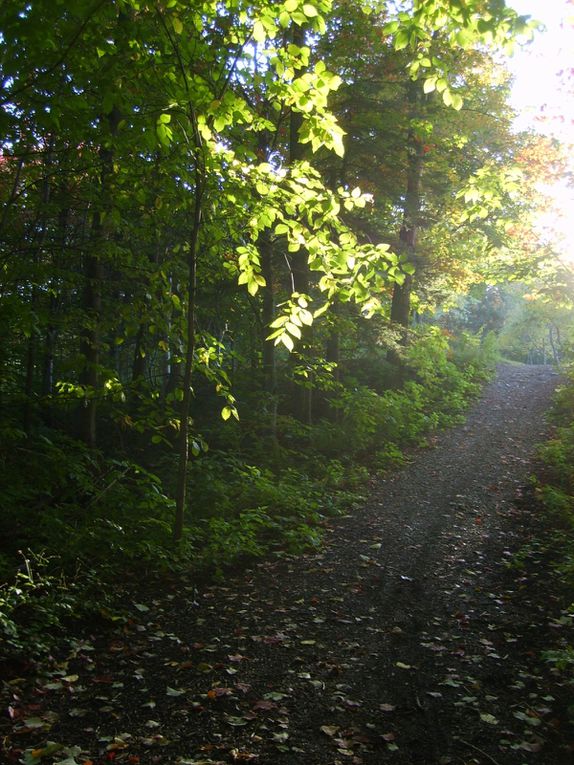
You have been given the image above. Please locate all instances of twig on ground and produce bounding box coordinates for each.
[458,738,502,765]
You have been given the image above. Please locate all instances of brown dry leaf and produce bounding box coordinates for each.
[207,687,234,700]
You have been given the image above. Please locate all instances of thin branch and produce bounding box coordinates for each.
[284,252,296,293]
[458,738,502,765]
[217,34,253,101]
[0,0,108,107]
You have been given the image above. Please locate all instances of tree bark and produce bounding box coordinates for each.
[79,211,103,448]
[173,172,202,543]
[78,107,119,448]
[24,142,53,433]
[390,82,425,330]
[288,22,315,423]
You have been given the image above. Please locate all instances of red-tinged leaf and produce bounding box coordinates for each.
[106,741,129,752]
[382,732,396,742]
[252,699,276,711]
[228,653,248,663]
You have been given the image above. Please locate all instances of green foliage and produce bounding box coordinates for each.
[450,330,500,371]
[0,0,544,665]
[0,429,177,575]
[311,327,486,461]
[375,443,408,473]
[536,366,574,588]
[0,552,77,659]
[543,645,574,675]
[539,369,574,500]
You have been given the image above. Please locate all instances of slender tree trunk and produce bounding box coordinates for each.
[0,154,25,239]
[42,206,68,399]
[132,324,147,383]
[24,320,37,434]
[78,109,119,448]
[24,143,53,433]
[79,211,103,448]
[261,241,276,393]
[288,23,315,424]
[173,178,202,542]
[256,115,278,437]
[390,82,425,330]
[548,323,560,365]
[289,23,305,166]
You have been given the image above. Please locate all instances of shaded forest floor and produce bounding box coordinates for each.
[3,363,574,765]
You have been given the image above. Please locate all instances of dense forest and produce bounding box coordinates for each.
[1,0,574,665]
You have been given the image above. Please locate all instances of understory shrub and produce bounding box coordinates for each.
[0,326,494,663]
[535,366,574,683]
[0,551,79,659]
[312,328,488,463]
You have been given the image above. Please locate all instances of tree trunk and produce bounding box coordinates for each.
[288,22,315,423]
[132,324,147,383]
[24,142,53,433]
[390,82,425,331]
[548,323,560,365]
[79,211,103,448]
[42,206,68,400]
[261,243,276,394]
[78,108,119,448]
[173,177,202,542]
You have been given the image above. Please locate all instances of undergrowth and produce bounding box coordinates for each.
[534,364,574,684]
[0,327,495,664]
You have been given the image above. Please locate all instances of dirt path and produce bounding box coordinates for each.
[4,363,573,765]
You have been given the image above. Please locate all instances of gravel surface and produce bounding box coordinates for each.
[3,362,573,765]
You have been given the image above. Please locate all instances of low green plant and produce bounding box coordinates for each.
[0,323,496,663]
[375,443,407,472]
[0,551,77,658]
[534,368,574,693]
[543,646,574,674]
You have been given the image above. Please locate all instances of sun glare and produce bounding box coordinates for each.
[509,0,574,267]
